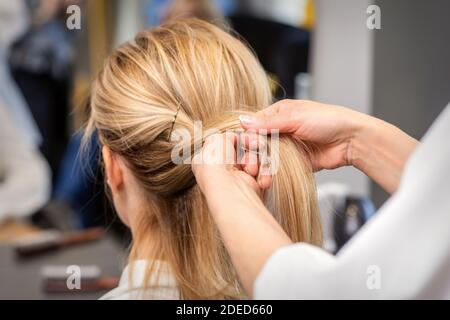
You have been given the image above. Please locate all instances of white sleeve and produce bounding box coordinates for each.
[254,104,450,300]
[0,106,51,222]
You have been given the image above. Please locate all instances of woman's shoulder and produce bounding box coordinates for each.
[100,260,180,300]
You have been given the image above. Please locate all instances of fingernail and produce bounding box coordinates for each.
[239,115,256,126]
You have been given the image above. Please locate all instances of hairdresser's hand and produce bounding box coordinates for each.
[240,99,419,193]
[192,133,292,297]
[192,133,271,197]
[240,99,365,171]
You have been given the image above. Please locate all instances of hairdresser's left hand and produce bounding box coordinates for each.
[192,132,292,297]
[192,132,270,199]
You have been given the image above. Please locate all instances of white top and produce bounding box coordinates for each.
[254,103,450,299]
[0,105,50,222]
[0,1,42,147]
[100,260,180,300]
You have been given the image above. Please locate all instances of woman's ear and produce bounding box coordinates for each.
[102,146,124,193]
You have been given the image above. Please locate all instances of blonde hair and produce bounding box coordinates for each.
[86,19,322,299]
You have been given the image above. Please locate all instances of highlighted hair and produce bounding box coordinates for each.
[86,19,322,299]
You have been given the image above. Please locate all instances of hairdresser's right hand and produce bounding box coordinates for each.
[240,99,366,171]
[240,99,419,193]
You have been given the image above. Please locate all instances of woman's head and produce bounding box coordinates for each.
[87,18,322,299]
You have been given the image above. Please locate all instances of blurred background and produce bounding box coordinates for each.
[0,0,449,299]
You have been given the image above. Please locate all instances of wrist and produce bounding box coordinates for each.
[346,111,399,172]
[346,112,375,170]
[349,113,407,170]
[347,112,418,193]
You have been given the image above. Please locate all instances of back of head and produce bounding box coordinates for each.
[87,18,322,299]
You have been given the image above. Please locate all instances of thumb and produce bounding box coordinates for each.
[239,112,297,134]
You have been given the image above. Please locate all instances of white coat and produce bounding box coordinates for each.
[255,103,450,299]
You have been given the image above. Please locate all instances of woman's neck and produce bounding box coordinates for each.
[129,219,163,262]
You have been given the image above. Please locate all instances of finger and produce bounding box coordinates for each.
[201,133,238,166]
[257,151,273,189]
[257,174,273,190]
[223,132,239,165]
[239,100,298,133]
[239,131,267,151]
[241,151,259,177]
[238,133,268,177]
[235,170,264,199]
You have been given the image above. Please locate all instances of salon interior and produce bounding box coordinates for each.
[0,0,449,300]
